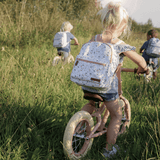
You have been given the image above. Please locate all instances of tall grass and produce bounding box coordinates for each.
[1,1,160,159]
[1,32,160,159]
[0,0,101,47]
[0,0,66,46]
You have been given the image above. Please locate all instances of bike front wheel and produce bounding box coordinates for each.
[68,54,74,63]
[52,56,61,66]
[63,111,94,160]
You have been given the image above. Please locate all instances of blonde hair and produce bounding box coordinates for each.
[60,21,73,32]
[97,2,129,30]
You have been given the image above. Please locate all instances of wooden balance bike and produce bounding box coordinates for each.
[63,64,149,160]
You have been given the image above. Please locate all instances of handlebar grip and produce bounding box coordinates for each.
[145,68,150,75]
[134,68,150,75]
[121,68,149,75]
[134,68,138,74]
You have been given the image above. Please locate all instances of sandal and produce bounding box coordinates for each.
[103,144,119,159]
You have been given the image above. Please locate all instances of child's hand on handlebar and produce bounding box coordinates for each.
[74,42,79,45]
[136,66,149,75]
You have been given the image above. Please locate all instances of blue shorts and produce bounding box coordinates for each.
[83,90,119,102]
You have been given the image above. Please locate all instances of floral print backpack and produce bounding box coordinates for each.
[70,36,119,92]
[53,31,69,48]
[146,37,160,58]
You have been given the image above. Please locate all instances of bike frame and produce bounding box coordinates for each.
[63,64,149,159]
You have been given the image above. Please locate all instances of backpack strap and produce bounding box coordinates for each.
[94,35,98,41]
[94,34,116,63]
[115,40,124,45]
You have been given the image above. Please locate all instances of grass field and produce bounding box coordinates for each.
[1,31,160,160]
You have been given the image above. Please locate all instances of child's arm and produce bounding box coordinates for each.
[140,48,144,53]
[123,50,148,74]
[73,37,79,45]
[140,41,148,53]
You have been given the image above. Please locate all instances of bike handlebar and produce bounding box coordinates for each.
[71,43,79,45]
[121,68,149,75]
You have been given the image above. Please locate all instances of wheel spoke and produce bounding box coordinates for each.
[63,111,94,159]
[72,121,88,153]
[73,137,81,153]
[73,136,85,153]
[75,121,87,134]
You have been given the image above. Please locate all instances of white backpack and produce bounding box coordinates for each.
[70,37,120,92]
[53,31,68,48]
[146,37,160,58]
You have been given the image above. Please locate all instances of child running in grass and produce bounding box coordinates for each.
[54,21,79,64]
[140,29,159,79]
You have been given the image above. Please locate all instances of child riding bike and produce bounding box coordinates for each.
[53,21,79,65]
[140,29,159,79]
[70,2,148,158]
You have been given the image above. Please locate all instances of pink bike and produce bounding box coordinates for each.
[63,65,149,160]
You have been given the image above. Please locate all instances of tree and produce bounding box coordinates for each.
[147,18,153,27]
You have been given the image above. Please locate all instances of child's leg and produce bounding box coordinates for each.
[62,52,69,65]
[103,99,122,150]
[153,71,157,79]
[81,100,96,114]
[153,58,158,79]
[97,106,110,131]
[153,58,158,68]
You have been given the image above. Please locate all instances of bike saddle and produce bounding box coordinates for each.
[83,92,104,102]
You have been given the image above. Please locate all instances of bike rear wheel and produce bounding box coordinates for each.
[63,111,94,160]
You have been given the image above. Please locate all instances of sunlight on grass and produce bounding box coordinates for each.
[1,35,160,159]
[0,1,160,159]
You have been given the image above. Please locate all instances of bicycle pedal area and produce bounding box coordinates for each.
[52,52,75,66]
[143,58,160,82]
[144,65,153,82]
[72,104,128,141]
